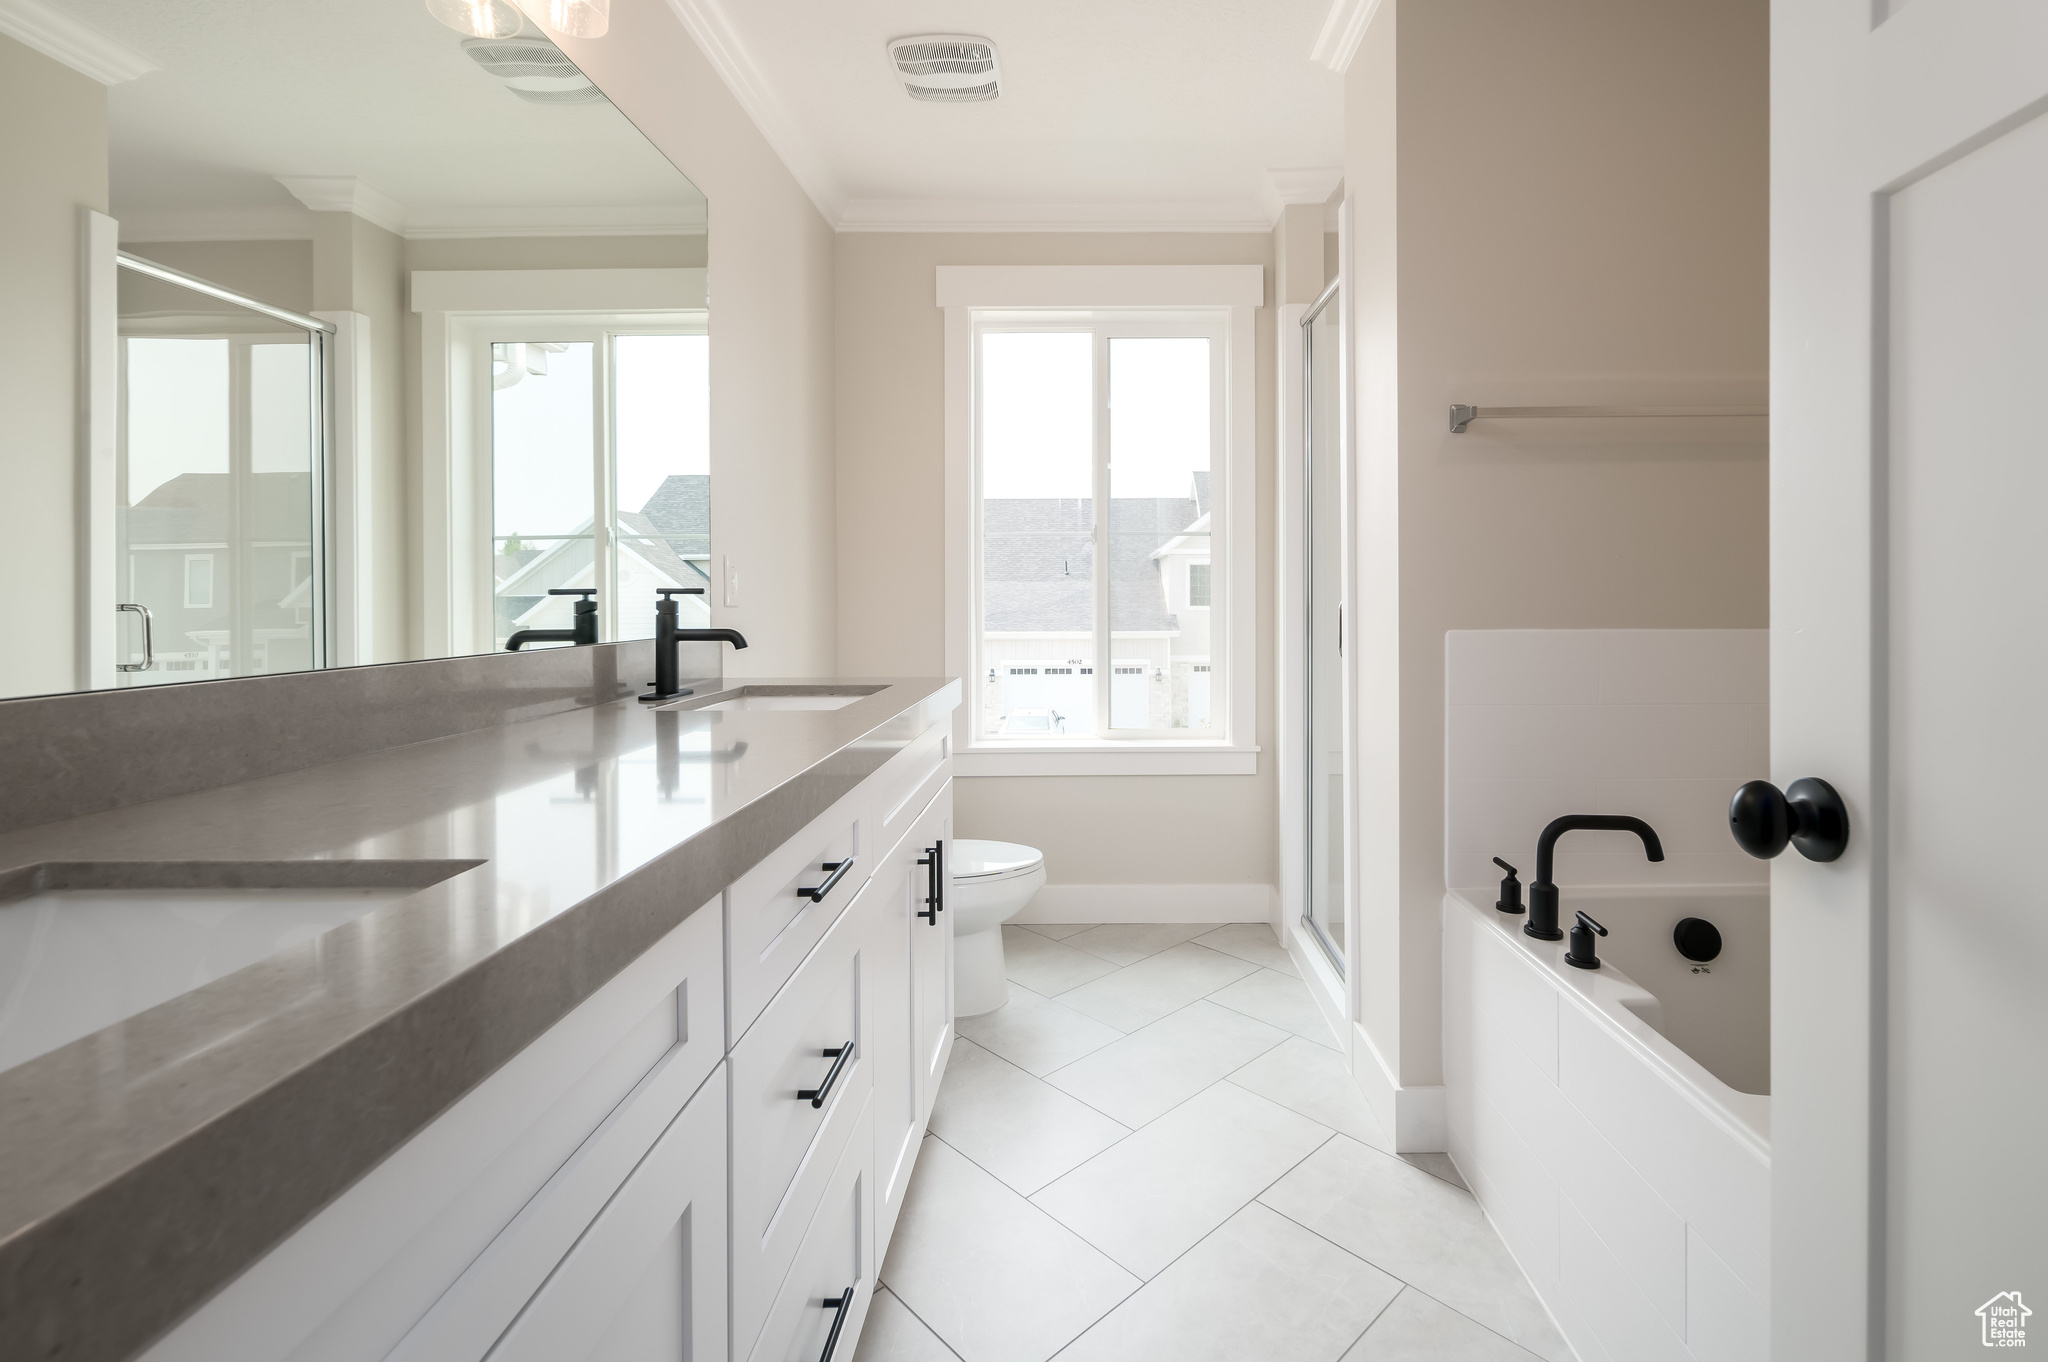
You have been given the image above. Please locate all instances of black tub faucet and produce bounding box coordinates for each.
[1493,857,1524,915]
[506,588,598,651]
[640,587,749,703]
[1525,814,1664,941]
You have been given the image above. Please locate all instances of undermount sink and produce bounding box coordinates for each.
[663,685,884,713]
[0,859,478,1074]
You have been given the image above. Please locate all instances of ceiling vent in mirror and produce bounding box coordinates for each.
[887,35,1001,102]
[462,36,606,104]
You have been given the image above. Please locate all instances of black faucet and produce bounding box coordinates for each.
[506,588,598,651]
[640,587,749,703]
[1525,814,1664,941]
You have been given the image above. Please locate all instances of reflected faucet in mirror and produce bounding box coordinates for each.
[505,589,599,651]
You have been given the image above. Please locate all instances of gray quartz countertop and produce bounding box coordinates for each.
[0,677,959,1362]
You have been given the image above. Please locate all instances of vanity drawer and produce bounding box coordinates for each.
[728,797,869,1041]
[729,891,873,1355]
[746,1096,874,1362]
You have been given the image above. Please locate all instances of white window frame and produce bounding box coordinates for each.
[941,265,1262,776]
[413,268,708,658]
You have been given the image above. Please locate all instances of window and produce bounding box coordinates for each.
[941,264,1259,775]
[184,554,215,609]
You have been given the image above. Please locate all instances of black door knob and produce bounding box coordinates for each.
[1728,777,1849,862]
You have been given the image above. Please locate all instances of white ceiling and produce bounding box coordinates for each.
[671,0,1346,230]
[39,0,704,238]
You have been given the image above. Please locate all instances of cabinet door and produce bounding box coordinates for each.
[486,1068,726,1362]
[911,786,954,1124]
[745,1097,874,1362]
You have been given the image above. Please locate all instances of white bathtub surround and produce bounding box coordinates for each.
[863,922,1572,1362]
[1442,629,1772,1361]
[1443,893,1769,1361]
[1445,629,1768,894]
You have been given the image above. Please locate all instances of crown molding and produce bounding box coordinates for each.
[276,177,410,236]
[1309,0,1383,74]
[660,0,844,224]
[1261,166,1344,220]
[838,197,1274,234]
[0,0,156,84]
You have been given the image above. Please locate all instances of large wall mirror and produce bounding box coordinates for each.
[2,0,708,702]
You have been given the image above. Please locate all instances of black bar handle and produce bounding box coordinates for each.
[817,1286,856,1362]
[797,1040,856,1108]
[798,856,856,903]
[915,842,944,924]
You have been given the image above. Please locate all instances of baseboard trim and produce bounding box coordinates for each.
[1015,883,1275,924]
[1353,1021,1448,1154]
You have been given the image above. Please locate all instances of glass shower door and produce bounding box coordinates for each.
[1303,285,1346,965]
[115,264,322,686]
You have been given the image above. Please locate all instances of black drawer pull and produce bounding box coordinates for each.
[817,1285,856,1362]
[797,1040,856,1108]
[915,841,944,925]
[798,856,856,903]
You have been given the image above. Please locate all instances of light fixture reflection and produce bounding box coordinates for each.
[425,0,522,38]
[545,0,609,38]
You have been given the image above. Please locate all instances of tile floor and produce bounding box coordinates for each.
[856,922,1573,1362]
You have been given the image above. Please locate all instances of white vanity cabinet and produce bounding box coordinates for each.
[137,714,955,1362]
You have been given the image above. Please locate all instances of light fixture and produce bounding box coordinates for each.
[425,0,521,39]
[544,0,609,38]
[887,34,1000,102]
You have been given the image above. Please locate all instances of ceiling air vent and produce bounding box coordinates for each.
[887,35,1001,103]
[462,35,606,104]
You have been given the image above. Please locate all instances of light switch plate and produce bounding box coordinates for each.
[722,554,739,609]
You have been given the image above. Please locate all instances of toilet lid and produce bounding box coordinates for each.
[950,839,1043,880]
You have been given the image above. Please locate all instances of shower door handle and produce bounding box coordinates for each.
[116,603,154,672]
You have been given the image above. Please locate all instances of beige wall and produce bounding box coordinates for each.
[1348,0,1768,1087]
[0,36,107,700]
[833,231,1279,890]
[552,0,838,678]
[121,239,314,314]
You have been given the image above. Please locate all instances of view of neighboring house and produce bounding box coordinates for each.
[121,472,315,684]
[495,473,711,646]
[981,472,1211,735]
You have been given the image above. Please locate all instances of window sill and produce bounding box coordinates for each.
[955,743,1259,777]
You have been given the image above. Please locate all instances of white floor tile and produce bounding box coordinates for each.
[1227,1036,1392,1151]
[1053,942,1258,1032]
[1260,1137,1571,1362]
[1001,925,1121,998]
[852,1287,963,1362]
[1057,1203,1403,1362]
[1062,922,1214,966]
[1017,922,1091,939]
[882,1137,1140,1362]
[1032,1082,1333,1279]
[1209,967,1340,1048]
[1341,1288,1546,1362]
[1193,923,1301,976]
[1048,1000,1290,1128]
[928,1039,1130,1194]
[954,982,1124,1076]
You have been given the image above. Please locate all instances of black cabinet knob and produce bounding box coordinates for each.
[1729,777,1849,863]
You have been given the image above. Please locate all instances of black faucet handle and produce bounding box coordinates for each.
[656,587,707,597]
[547,588,597,597]
[1574,911,1608,937]
[1492,857,1524,915]
[1564,911,1609,970]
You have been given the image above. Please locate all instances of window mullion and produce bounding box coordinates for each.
[594,334,615,641]
[1092,328,1112,740]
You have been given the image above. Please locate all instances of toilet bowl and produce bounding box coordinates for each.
[949,839,1046,1016]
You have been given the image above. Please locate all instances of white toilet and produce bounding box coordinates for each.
[948,839,1046,1016]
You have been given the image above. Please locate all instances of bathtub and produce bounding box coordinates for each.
[1443,887,1770,1362]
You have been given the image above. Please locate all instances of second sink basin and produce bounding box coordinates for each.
[663,685,884,713]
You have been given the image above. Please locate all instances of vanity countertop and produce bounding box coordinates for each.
[0,676,959,1362]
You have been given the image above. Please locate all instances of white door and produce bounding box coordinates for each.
[1775,4,2048,1358]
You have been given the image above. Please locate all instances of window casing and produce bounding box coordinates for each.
[942,265,1259,775]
